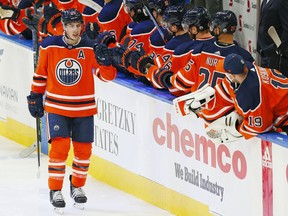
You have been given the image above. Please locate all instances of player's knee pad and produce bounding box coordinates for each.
[73,141,92,160]
[49,137,71,161]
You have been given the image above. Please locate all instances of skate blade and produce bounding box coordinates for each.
[73,202,85,210]
[53,207,64,215]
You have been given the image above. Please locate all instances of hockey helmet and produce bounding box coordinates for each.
[217,53,248,75]
[209,10,237,34]
[162,5,186,28]
[181,7,210,31]
[61,8,83,25]
[124,0,148,22]
[124,0,144,13]
[148,0,167,16]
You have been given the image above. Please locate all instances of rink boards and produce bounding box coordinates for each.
[1,26,288,216]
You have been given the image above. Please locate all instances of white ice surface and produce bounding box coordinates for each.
[0,136,174,216]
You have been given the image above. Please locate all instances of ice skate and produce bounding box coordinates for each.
[70,176,87,210]
[50,190,65,215]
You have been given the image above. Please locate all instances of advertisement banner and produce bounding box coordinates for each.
[0,37,35,127]
[93,78,264,216]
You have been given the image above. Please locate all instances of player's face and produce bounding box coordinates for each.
[187,26,198,39]
[64,22,82,41]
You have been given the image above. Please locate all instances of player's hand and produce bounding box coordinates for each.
[154,68,173,88]
[94,43,112,66]
[43,2,59,20]
[96,31,116,46]
[110,45,126,66]
[111,44,134,68]
[27,92,44,118]
[130,50,154,74]
[205,111,243,144]
[84,22,100,40]
[43,2,61,28]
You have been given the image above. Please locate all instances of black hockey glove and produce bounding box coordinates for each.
[27,92,44,118]
[111,45,126,66]
[43,2,59,20]
[22,8,41,32]
[94,43,112,66]
[0,4,20,21]
[109,45,133,76]
[83,22,100,40]
[96,31,116,46]
[154,68,173,89]
[130,50,154,74]
[43,2,61,29]
[111,44,134,68]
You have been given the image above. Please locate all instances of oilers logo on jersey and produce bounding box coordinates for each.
[56,58,82,86]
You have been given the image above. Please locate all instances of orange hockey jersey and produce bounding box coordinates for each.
[31,35,117,117]
[209,65,288,139]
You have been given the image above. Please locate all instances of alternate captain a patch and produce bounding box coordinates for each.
[55,58,82,86]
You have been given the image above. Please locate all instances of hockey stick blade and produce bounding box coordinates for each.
[19,143,37,158]
[268,26,281,48]
[78,0,102,13]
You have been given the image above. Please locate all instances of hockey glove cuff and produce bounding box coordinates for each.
[154,68,173,89]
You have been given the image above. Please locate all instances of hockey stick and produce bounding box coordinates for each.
[268,26,281,48]
[141,0,166,44]
[78,0,102,13]
[268,26,282,70]
[19,142,37,158]
[32,3,41,178]
[36,116,41,178]
[19,3,42,177]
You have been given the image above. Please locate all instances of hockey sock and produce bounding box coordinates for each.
[71,141,92,188]
[48,137,71,190]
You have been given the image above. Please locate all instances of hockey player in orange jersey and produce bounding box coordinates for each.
[204,53,288,143]
[26,8,116,213]
[130,6,214,96]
